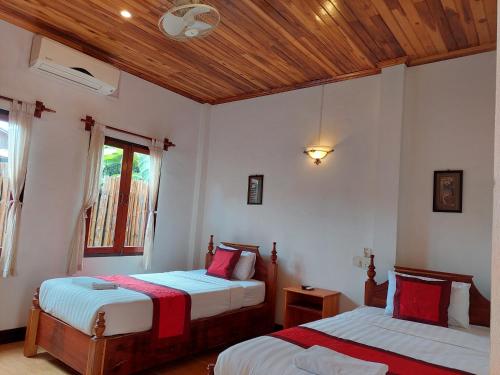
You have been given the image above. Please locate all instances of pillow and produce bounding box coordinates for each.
[206,247,242,279]
[385,270,471,328]
[218,243,257,280]
[393,275,452,327]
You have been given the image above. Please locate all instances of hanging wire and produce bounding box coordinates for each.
[318,85,325,144]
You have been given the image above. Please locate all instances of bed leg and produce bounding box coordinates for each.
[24,288,40,357]
[207,364,215,375]
[85,312,106,375]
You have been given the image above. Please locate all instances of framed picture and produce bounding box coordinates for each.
[247,175,264,205]
[433,170,463,213]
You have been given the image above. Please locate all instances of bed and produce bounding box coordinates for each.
[210,255,490,375]
[23,235,278,375]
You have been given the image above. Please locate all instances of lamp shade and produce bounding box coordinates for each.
[304,145,334,165]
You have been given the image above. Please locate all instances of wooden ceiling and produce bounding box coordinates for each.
[0,0,496,104]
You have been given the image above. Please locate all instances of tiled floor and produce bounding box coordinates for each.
[0,341,218,375]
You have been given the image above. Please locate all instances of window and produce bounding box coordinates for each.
[85,137,151,256]
[0,109,9,251]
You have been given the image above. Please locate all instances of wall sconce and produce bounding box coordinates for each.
[304,85,334,165]
[304,146,334,165]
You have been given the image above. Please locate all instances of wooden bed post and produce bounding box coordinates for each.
[24,288,40,357]
[267,242,278,329]
[205,235,214,268]
[85,312,106,375]
[364,255,377,306]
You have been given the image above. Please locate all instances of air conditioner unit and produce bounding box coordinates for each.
[29,35,120,95]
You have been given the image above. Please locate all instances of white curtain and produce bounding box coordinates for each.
[0,102,35,277]
[67,124,105,275]
[142,139,163,270]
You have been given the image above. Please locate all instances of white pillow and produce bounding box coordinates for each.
[385,270,471,328]
[217,244,256,280]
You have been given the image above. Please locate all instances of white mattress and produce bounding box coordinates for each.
[215,306,490,375]
[39,269,265,336]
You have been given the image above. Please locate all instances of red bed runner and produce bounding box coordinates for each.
[270,326,472,375]
[97,275,191,340]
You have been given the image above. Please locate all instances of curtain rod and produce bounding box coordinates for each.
[81,115,175,151]
[0,95,56,118]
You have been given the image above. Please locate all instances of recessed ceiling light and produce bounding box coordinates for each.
[120,10,132,18]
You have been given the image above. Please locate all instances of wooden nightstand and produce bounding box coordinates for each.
[283,287,340,328]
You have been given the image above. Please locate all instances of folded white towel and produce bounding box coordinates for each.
[92,282,118,290]
[293,345,388,375]
[72,279,118,290]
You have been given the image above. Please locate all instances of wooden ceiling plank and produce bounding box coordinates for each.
[218,16,319,83]
[301,6,374,71]
[369,14,408,58]
[397,0,440,55]
[263,0,363,72]
[372,0,417,56]
[453,0,480,45]
[371,0,422,56]
[364,0,406,57]
[241,0,344,76]
[440,0,473,48]
[224,1,331,78]
[417,0,458,51]
[194,44,279,91]
[303,0,381,68]
[324,0,388,63]
[482,0,497,40]
[344,0,406,59]
[468,0,493,43]
[305,0,378,68]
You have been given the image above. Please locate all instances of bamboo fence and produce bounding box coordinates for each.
[87,176,149,248]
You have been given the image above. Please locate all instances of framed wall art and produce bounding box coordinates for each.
[433,170,463,213]
[247,175,264,205]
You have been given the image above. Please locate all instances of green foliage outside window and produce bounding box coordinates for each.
[102,146,150,181]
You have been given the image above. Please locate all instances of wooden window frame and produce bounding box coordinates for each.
[84,137,151,257]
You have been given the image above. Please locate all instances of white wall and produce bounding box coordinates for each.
[0,20,202,330]
[197,72,405,322]
[490,8,500,372]
[397,52,495,298]
[197,54,495,324]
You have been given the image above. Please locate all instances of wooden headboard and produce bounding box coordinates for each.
[204,235,278,318]
[364,255,490,327]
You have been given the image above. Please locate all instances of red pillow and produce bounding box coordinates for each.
[206,247,242,279]
[393,275,452,327]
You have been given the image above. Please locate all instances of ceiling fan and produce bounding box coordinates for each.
[159,0,220,41]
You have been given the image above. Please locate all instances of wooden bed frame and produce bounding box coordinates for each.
[207,254,491,375]
[23,235,278,375]
[364,255,490,327]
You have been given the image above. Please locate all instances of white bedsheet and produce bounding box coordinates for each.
[215,306,490,375]
[39,269,265,336]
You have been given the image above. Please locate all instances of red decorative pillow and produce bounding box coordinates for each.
[206,247,242,279]
[393,275,452,327]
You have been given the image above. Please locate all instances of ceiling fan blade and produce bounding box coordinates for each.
[161,12,186,36]
[191,21,213,31]
[185,6,211,19]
